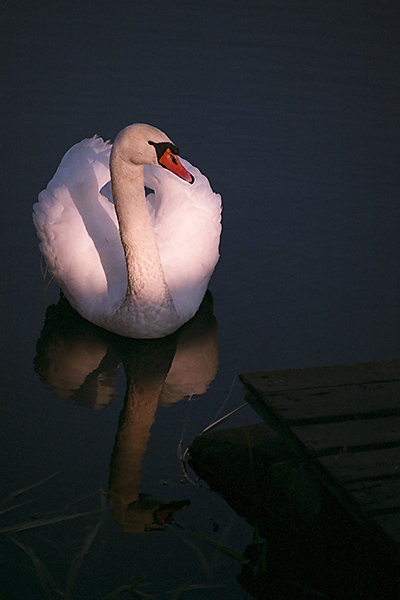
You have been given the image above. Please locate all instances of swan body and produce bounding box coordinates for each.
[33,124,222,338]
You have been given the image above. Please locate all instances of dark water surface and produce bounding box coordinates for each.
[2,0,399,598]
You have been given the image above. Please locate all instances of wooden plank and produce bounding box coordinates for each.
[241,360,400,392]
[292,416,400,454]
[240,360,400,548]
[345,479,400,514]
[260,381,400,425]
[321,447,400,541]
[319,447,400,483]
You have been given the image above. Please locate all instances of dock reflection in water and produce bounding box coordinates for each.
[34,291,218,533]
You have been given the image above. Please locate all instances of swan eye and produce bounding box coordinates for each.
[148,141,180,162]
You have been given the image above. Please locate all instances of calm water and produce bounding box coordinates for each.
[2,0,399,598]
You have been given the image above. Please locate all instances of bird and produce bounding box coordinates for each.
[33,123,222,339]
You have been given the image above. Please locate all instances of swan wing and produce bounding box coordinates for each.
[144,160,222,321]
[33,137,126,321]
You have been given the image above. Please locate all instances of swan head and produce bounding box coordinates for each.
[112,123,194,184]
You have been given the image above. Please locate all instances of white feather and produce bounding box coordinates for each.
[33,126,222,338]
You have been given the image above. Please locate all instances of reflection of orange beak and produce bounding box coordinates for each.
[153,499,190,525]
[158,148,194,184]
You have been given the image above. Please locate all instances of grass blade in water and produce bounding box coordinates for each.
[66,518,102,596]
[11,537,60,600]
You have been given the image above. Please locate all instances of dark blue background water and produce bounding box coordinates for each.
[1,0,399,597]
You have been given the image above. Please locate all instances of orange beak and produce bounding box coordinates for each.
[158,147,194,184]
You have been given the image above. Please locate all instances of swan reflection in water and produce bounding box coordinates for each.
[34,291,218,532]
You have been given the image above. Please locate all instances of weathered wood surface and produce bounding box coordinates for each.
[240,359,400,548]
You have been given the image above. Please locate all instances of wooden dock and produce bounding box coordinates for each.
[240,359,400,552]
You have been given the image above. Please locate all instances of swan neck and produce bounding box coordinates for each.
[110,150,173,307]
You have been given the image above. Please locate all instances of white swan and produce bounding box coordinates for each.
[33,123,222,338]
